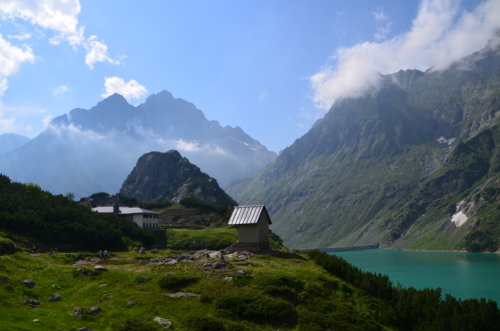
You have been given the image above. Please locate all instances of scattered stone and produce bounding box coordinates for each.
[101,293,112,299]
[89,306,102,316]
[94,265,107,272]
[98,283,107,287]
[73,306,84,317]
[22,279,36,288]
[126,299,136,306]
[153,316,172,329]
[224,276,233,281]
[33,319,40,323]
[0,276,9,283]
[24,299,40,308]
[49,293,62,302]
[236,269,247,275]
[167,292,200,298]
[76,328,90,331]
[226,251,252,260]
[202,260,232,270]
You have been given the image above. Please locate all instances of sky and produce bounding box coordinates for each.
[0,0,498,152]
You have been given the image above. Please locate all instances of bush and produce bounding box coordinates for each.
[157,274,199,291]
[215,292,297,326]
[233,274,253,287]
[112,318,161,331]
[188,316,225,331]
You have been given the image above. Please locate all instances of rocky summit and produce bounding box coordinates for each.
[120,150,236,205]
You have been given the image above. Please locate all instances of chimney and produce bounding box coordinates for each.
[113,195,120,215]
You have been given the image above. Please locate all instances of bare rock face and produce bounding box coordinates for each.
[120,150,236,206]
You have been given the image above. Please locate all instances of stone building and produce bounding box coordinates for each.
[228,205,272,251]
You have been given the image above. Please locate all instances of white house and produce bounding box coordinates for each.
[92,206,159,229]
[228,205,272,251]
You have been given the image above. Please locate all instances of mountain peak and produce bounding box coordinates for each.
[120,150,236,205]
[97,93,130,108]
[144,90,175,106]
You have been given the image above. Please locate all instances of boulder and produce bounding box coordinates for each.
[73,306,84,317]
[94,265,107,271]
[24,299,39,308]
[49,294,62,302]
[89,306,102,316]
[153,316,172,329]
[167,292,200,298]
[22,279,35,288]
[202,260,232,270]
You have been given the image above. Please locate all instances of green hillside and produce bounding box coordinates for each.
[0,175,154,252]
[0,248,498,330]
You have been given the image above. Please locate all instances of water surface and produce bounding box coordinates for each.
[331,249,500,303]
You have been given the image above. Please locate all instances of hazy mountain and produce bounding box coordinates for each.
[0,133,30,155]
[0,91,276,198]
[120,150,236,206]
[229,35,500,251]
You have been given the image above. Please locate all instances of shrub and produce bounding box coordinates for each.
[256,274,304,291]
[112,318,161,331]
[157,274,199,291]
[232,274,253,287]
[215,292,297,326]
[188,316,225,331]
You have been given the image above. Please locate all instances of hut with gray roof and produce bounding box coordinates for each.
[228,205,271,251]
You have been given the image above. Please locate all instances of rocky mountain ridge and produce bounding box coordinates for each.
[0,91,275,197]
[229,34,500,251]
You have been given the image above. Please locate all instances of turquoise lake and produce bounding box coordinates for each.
[331,249,500,303]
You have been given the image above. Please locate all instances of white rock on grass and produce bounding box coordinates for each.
[153,316,172,329]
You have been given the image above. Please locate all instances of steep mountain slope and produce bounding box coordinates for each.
[229,36,500,250]
[120,150,236,206]
[0,91,275,197]
[0,133,29,155]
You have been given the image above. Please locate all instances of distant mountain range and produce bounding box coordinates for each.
[229,34,500,252]
[0,91,276,197]
[120,150,236,206]
[0,133,30,155]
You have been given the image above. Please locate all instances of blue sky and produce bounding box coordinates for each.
[0,0,498,152]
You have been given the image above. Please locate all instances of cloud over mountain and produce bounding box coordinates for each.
[311,0,500,110]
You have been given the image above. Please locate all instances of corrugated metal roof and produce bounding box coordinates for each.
[91,206,159,215]
[228,205,271,225]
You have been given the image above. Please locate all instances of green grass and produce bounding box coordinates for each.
[166,227,237,250]
[0,249,391,330]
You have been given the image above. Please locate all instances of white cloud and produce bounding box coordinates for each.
[52,84,69,98]
[0,0,83,47]
[48,123,105,141]
[42,115,53,128]
[373,10,392,41]
[102,77,148,101]
[0,35,35,78]
[0,34,35,98]
[0,0,119,69]
[174,139,228,156]
[0,114,16,133]
[258,89,269,103]
[311,0,500,110]
[7,33,32,40]
[84,35,119,69]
